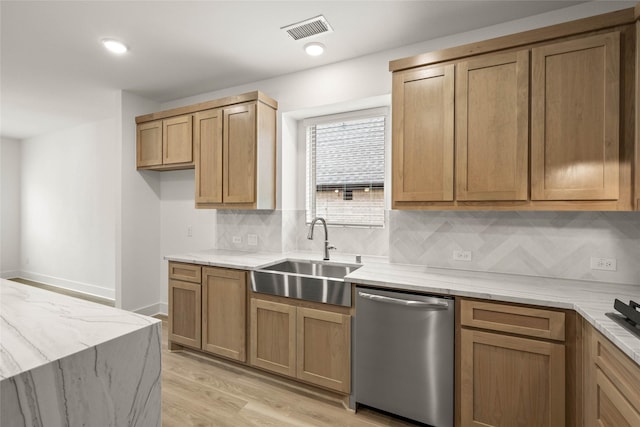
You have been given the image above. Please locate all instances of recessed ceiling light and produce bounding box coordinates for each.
[305,42,325,56]
[102,38,128,54]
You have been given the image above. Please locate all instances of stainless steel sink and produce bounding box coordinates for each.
[250,260,361,307]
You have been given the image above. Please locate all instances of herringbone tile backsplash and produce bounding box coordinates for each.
[214,209,640,286]
[216,210,283,252]
[390,210,640,286]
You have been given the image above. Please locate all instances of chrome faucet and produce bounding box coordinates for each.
[307,217,335,260]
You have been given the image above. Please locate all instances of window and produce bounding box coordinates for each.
[304,108,387,227]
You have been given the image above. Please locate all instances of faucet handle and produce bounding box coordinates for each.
[327,245,337,251]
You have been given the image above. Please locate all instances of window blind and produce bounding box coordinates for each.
[305,113,386,227]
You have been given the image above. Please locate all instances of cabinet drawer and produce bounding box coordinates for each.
[461,299,565,341]
[169,262,202,283]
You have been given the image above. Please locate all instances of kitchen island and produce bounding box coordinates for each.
[0,279,162,427]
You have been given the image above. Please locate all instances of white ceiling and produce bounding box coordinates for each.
[0,0,595,140]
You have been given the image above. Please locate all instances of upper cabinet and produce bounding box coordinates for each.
[390,8,638,211]
[392,65,454,202]
[136,91,277,210]
[194,100,276,209]
[531,33,620,202]
[136,120,163,168]
[456,50,529,202]
[136,114,194,170]
[194,109,223,204]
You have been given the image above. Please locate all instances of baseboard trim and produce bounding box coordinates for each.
[1,270,20,279]
[19,270,115,300]
[134,302,168,317]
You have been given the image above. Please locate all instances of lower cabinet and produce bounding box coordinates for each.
[168,262,203,350]
[168,279,202,349]
[583,321,640,426]
[460,329,565,426]
[296,307,351,393]
[168,262,246,362]
[250,297,351,394]
[168,262,351,394]
[459,299,567,426]
[249,299,296,376]
[202,267,247,362]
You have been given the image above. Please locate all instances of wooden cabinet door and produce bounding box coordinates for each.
[201,267,246,362]
[590,369,640,427]
[460,328,565,426]
[136,120,162,167]
[168,279,201,349]
[223,103,256,204]
[194,109,223,204]
[584,323,640,427]
[456,50,529,201]
[296,307,350,393]
[392,64,454,203]
[250,299,296,377]
[531,32,620,201]
[162,114,193,165]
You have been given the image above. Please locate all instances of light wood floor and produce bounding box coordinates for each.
[8,278,114,306]
[159,318,420,427]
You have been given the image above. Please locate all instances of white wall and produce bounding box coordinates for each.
[5,89,167,312]
[19,119,118,298]
[117,91,163,313]
[1,137,21,277]
[159,170,216,310]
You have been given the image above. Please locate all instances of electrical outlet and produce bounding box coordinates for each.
[187,225,193,237]
[590,257,617,271]
[453,250,472,262]
[247,234,258,246]
[232,236,242,244]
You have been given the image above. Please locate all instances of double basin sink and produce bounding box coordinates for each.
[250,260,361,307]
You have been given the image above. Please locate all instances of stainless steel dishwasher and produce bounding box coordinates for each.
[355,286,454,427]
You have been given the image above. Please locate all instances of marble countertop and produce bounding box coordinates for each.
[165,249,288,270]
[165,249,640,366]
[0,279,161,380]
[165,248,386,270]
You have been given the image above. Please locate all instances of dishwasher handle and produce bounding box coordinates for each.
[358,291,449,309]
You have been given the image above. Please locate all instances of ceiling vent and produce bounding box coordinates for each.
[281,15,333,41]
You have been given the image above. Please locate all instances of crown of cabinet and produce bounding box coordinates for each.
[390,7,638,211]
[135,91,277,210]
